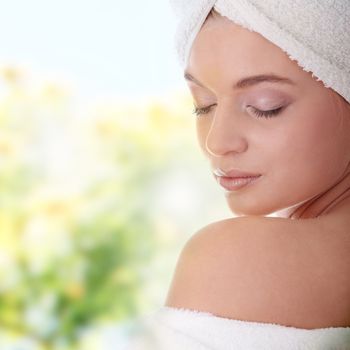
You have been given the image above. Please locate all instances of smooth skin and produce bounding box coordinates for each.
[165,11,350,329]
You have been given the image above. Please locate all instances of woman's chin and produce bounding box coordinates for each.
[225,196,284,218]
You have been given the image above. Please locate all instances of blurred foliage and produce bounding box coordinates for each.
[0,65,197,349]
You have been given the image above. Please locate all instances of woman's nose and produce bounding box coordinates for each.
[205,108,248,157]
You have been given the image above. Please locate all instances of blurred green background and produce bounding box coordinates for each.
[0,1,231,349]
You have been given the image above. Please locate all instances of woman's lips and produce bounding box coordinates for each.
[214,175,262,191]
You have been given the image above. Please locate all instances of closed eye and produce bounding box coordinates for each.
[250,106,284,118]
[193,104,216,116]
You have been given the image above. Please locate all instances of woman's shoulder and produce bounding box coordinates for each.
[165,216,350,329]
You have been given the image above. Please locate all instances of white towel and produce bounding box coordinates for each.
[123,306,350,349]
[170,0,350,104]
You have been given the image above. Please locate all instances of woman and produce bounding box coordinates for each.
[126,1,350,348]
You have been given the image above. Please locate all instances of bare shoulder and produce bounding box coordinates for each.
[164,216,350,329]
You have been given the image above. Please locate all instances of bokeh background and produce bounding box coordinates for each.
[0,1,232,349]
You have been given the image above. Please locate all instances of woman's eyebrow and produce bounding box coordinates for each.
[184,72,296,89]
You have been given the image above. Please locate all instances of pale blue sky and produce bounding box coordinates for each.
[0,0,186,100]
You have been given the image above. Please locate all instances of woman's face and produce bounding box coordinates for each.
[186,14,350,217]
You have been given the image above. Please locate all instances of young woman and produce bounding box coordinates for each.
[126,1,350,348]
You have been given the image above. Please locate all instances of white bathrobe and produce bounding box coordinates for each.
[122,306,350,350]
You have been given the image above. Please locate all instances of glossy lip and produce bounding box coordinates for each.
[213,168,261,178]
[212,167,262,192]
[214,174,262,191]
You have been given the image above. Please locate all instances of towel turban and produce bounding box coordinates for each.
[170,0,350,104]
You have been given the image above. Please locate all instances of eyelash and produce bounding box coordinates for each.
[192,104,284,118]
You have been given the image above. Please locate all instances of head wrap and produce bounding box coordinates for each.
[170,0,350,104]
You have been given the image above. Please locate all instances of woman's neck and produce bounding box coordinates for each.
[274,163,350,220]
